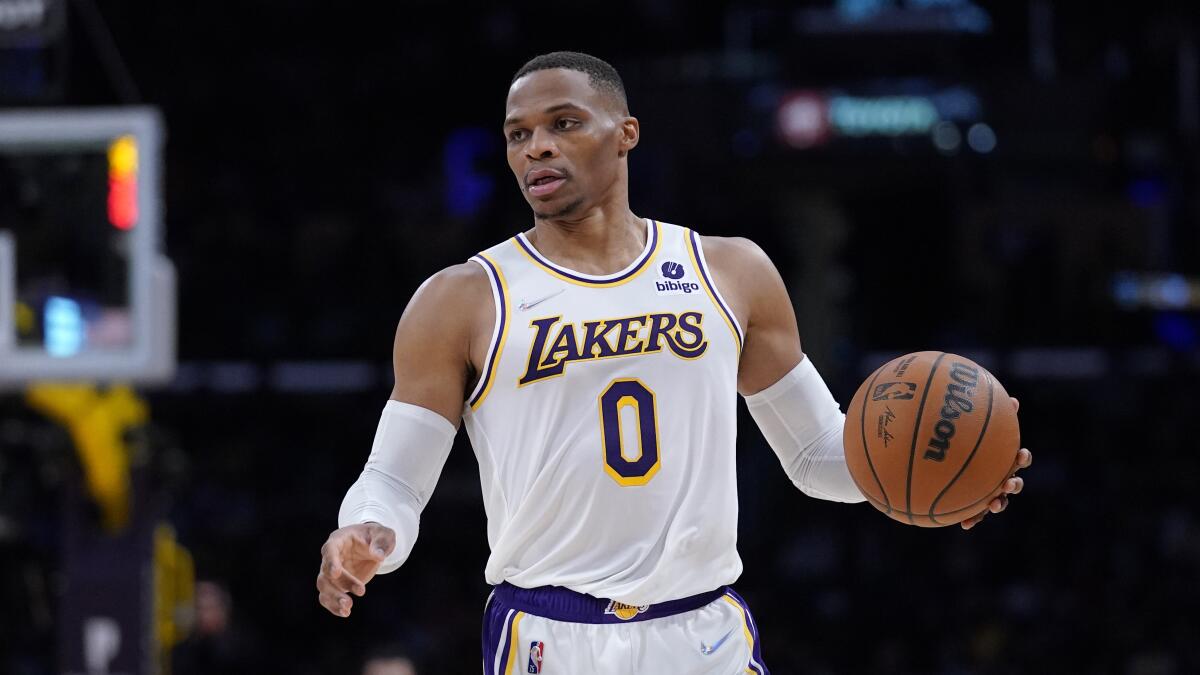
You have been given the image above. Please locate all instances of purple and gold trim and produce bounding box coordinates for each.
[482,605,525,675]
[467,253,509,410]
[480,584,770,672]
[481,600,511,674]
[489,581,727,625]
[685,229,744,352]
[723,588,770,674]
[502,611,525,675]
[513,218,660,287]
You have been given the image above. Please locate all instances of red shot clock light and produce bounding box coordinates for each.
[107,134,138,230]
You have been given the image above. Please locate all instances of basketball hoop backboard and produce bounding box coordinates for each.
[0,107,175,388]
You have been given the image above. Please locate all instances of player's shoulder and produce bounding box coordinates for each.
[407,262,492,319]
[425,260,491,288]
[695,233,774,274]
[692,233,784,319]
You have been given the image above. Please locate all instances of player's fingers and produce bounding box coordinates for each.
[1017,448,1032,469]
[366,524,396,561]
[1003,476,1024,495]
[989,494,1009,513]
[322,556,343,581]
[316,576,352,616]
[328,568,367,596]
[1010,397,1019,413]
[961,512,984,530]
[316,573,347,598]
[328,575,365,597]
[320,540,346,580]
[321,591,352,617]
[350,527,372,549]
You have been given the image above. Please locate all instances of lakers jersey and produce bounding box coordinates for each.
[461,219,745,606]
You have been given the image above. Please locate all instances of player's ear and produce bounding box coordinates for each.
[617,116,639,157]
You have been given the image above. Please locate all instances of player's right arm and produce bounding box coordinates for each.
[316,262,492,618]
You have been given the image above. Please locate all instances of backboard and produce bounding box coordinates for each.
[0,107,175,388]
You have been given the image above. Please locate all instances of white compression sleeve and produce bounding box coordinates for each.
[338,400,456,574]
[744,357,866,503]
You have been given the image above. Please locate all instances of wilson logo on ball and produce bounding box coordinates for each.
[923,361,979,462]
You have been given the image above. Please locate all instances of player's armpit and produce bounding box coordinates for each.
[389,262,494,427]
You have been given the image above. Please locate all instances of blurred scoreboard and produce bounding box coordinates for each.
[0,108,174,388]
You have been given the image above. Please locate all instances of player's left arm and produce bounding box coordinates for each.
[701,235,1030,527]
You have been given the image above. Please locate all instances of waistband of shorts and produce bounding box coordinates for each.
[491,582,729,624]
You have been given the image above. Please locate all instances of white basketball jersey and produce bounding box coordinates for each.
[462,219,745,606]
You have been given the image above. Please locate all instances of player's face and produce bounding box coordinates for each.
[504,69,628,220]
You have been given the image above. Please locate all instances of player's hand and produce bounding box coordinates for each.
[961,397,1031,530]
[316,522,396,617]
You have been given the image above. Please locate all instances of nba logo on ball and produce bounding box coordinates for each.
[527,641,544,673]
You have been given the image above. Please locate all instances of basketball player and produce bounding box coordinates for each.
[316,52,1032,674]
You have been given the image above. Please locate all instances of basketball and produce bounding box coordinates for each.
[843,351,1020,527]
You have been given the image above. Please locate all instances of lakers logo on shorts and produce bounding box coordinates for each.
[604,600,650,621]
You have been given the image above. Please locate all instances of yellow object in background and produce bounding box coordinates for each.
[25,383,148,531]
[155,522,195,670]
[108,134,139,176]
[15,301,33,335]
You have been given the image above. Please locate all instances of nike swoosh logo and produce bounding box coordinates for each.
[518,288,564,311]
[699,628,735,655]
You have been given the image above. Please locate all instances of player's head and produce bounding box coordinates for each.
[361,642,418,675]
[505,51,639,221]
[193,580,232,636]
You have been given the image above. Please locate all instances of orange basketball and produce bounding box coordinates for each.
[843,351,1020,527]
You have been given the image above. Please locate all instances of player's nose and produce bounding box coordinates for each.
[524,127,559,160]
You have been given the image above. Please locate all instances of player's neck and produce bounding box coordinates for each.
[526,203,647,277]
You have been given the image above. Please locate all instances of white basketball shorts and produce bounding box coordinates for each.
[481,582,769,674]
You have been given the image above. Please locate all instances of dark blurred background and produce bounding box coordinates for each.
[3,0,1200,673]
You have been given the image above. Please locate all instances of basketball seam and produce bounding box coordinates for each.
[858,471,1010,520]
[859,360,895,512]
[927,371,996,525]
[905,352,946,525]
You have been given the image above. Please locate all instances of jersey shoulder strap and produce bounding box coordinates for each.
[464,238,517,410]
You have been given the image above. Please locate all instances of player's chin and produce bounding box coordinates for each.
[531,196,585,220]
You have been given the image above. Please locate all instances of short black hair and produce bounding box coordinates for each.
[511,51,628,113]
[361,642,417,671]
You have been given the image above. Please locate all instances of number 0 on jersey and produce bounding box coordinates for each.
[599,378,661,486]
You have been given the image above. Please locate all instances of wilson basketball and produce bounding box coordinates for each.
[843,351,1020,527]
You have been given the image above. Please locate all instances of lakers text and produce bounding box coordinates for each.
[520,312,708,385]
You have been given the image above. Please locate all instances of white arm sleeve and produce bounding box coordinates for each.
[744,357,866,503]
[338,400,457,574]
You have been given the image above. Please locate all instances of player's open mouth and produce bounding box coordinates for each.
[528,176,566,196]
[525,167,567,196]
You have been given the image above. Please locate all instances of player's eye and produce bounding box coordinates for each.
[507,129,527,143]
[555,118,579,130]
